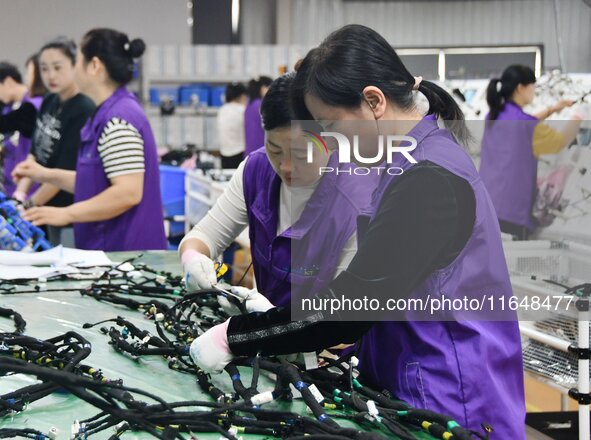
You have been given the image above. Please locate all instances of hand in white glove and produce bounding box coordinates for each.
[229,286,274,313]
[216,291,242,316]
[189,319,233,374]
[182,249,217,292]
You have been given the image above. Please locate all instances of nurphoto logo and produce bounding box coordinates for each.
[305,131,418,175]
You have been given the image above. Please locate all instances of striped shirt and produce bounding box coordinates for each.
[98,117,145,178]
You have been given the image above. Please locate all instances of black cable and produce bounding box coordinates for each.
[0,306,26,333]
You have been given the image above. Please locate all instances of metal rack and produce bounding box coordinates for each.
[504,240,591,439]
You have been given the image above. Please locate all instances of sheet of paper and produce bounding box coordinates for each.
[59,247,113,267]
[0,246,64,266]
[0,246,112,267]
[0,265,75,280]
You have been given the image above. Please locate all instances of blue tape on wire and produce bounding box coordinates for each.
[295,381,307,390]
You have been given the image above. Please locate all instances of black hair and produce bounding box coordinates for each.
[25,53,48,98]
[248,75,273,101]
[40,36,77,64]
[0,62,22,84]
[224,82,246,103]
[260,73,295,131]
[80,28,146,85]
[486,65,536,121]
[291,24,468,143]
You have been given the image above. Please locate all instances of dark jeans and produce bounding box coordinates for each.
[221,153,243,169]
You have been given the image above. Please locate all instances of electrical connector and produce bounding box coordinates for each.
[70,420,80,439]
[47,427,58,440]
[251,390,274,405]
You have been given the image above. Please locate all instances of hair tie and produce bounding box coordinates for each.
[123,42,130,52]
[496,81,502,93]
[412,76,423,91]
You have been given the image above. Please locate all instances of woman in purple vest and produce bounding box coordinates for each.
[244,76,273,157]
[12,28,167,251]
[189,25,527,439]
[0,62,43,195]
[181,73,372,310]
[479,65,582,240]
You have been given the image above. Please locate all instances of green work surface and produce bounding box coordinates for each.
[0,251,435,439]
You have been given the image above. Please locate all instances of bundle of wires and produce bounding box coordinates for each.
[0,331,120,417]
[0,427,54,439]
[0,262,489,440]
[86,299,489,440]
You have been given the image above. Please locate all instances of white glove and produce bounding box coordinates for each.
[189,319,233,374]
[230,286,274,313]
[216,291,242,316]
[182,249,217,292]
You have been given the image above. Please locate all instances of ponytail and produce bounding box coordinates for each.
[418,80,469,144]
[486,78,505,121]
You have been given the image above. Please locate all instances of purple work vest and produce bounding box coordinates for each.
[479,102,539,230]
[357,115,525,439]
[74,87,167,251]
[242,147,374,308]
[2,93,43,195]
[244,98,264,156]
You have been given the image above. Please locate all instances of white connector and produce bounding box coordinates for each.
[48,427,58,440]
[350,356,359,368]
[366,399,379,417]
[250,391,274,405]
[70,420,80,439]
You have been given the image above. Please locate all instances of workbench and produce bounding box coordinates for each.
[0,251,436,439]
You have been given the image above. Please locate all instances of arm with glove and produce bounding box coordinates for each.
[180,159,249,291]
[189,163,476,375]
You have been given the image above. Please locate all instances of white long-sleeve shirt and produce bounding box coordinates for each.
[180,157,357,277]
[216,102,245,157]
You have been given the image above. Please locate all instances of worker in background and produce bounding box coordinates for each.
[188,25,526,439]
[243,76,272,157]
[13,37,95,247]
[217,82,247,169]
[24,54,48,100]
[479,65,583,240]
[13,28,167,252]
[0,54,47,150]
[0,62,43,195]
[180,72,374,309]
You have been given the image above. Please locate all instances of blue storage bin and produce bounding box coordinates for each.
[179,85,209,106]
[209,86,226,107]
[160,165,186,247]
[150,87,179,106]
[159,165,186,217]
